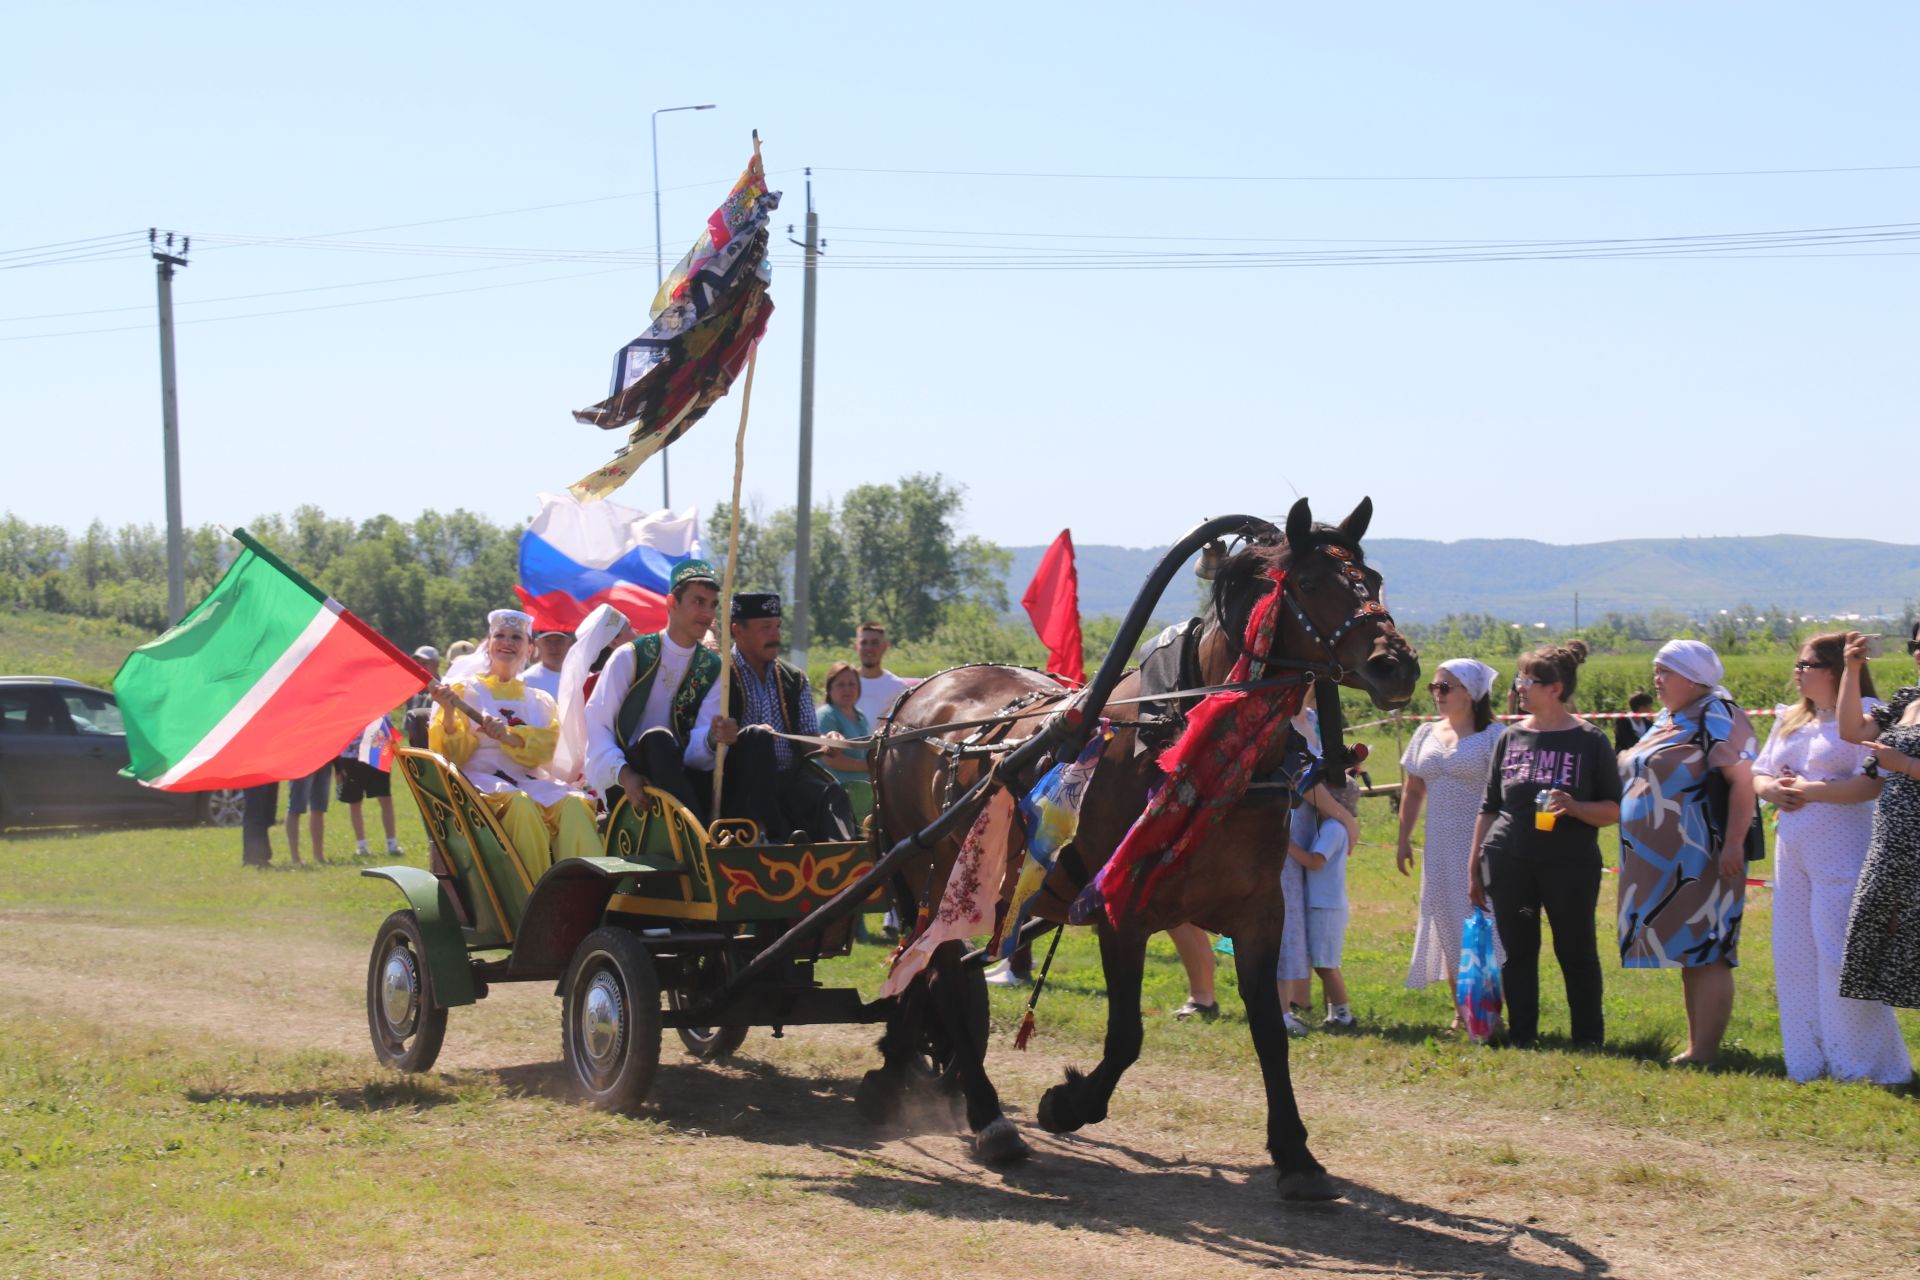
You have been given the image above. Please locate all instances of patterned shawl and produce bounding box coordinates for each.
[1089,565,1307,927]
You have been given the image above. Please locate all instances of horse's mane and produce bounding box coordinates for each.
[1207,518,1365,659]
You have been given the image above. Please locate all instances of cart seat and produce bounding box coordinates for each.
[393,748,543,949]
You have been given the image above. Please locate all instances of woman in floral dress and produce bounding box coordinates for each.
[1836,628,1920,1014]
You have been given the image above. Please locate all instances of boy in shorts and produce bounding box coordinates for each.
[336,747,403,858]
[1285,780,1360,1031]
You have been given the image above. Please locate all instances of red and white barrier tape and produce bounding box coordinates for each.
[1354,838,1773,889]
[1347,708,1779,733]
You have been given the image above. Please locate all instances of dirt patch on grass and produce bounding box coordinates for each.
[2,910,1915,1279]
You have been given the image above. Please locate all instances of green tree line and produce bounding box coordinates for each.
[0,473,1019,658]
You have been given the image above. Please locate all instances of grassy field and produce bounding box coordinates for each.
[0,608,152,688]
[3,792,1916,1278]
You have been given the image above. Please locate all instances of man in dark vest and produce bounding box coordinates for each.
[583,560,738,818]
[722,591,856,843]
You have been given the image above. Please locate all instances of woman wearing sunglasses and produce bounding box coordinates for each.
[1617,639,1758,1066]
[1398,659,1504,1017]
[1469,641,1621,1048]
[1753,633,1908,1084]
[1833,625,1920,1032]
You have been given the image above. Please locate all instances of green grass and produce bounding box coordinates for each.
[0,607,153,687]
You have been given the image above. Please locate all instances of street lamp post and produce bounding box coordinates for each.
[651,102,715,511]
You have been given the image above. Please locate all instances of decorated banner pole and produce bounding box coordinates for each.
[710,347,760,813]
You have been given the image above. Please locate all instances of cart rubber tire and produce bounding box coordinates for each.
[563,928,663,1112]
[367,910,449,1072]
[668,949,749,1061]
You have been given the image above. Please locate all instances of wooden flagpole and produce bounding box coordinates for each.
[709,347,759,813]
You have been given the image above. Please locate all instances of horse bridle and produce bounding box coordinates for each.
[1259,544,1394,686]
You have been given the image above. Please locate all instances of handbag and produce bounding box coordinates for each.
[1694,697,1768,863]
[1455,906,1505,1044]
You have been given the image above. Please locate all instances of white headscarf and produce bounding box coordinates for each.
[1437,658,1500,703]
[444,609,534,684]
[1654,639,1732,702]
[550,604,633,784]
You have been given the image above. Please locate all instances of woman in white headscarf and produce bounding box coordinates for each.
[1618,638,1759,1066]
[1397,658,1506,1009]
[428,608,598,877]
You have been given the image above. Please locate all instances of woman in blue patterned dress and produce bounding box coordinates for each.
[1617,639,1758,1066]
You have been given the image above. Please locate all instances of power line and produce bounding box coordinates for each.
[813,161,1920,183]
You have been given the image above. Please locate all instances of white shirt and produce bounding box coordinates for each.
[583,635,724,794]
[858,669,914,725]
[521,662,564,704]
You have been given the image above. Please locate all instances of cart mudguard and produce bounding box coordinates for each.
[361,866,478,1008]
[509,857,647,975]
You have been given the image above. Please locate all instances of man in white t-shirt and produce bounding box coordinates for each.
[521,629,572,703]
[854,621,914,725]
[583,561,739,818]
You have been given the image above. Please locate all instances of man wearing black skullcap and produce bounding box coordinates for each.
[722,591,855,843]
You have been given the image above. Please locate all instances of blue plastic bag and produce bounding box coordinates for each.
[1455,906,1504,1044]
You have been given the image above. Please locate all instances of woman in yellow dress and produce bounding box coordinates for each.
[428,608,597,877]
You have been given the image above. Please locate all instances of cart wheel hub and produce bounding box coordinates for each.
[582,971,626,1070]
[380,948,420,1036]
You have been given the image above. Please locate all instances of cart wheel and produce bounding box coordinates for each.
[367,910,448,1072]
[563,928,662,1112]
[912,963,991,1091]
[668,948,749,1061]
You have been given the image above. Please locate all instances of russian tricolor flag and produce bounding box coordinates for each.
[356,715,402,773]
[514,492,704,636]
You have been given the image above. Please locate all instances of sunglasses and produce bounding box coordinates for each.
[1426,680,1456,695]
[1513,676,1554,689]
[1792,660,1831,672]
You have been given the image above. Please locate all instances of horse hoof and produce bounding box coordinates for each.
[1036,1083,1080,1134]
[1276,1169,1343,1202]
[855,1069,904,1125]
[974,1116,1031,1166]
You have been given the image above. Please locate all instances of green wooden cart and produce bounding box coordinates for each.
[362,747,920,1111]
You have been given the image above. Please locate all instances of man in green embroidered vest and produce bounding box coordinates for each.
[721,591,856,843]
[584,560,738,818]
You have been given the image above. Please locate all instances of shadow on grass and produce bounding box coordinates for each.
[185,1075,461,1112]
[777,1137,1611,1278]
[490,1049,1607,1276]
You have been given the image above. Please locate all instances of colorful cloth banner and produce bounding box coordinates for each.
[114,531,431,791]
[569,145,780,501]
[998,723,1112,957]
[1084,566,1306,927]
[881,790,1016,999]
[355,715,402,773]
[514,491,703,634]
[1022,529,1084,685]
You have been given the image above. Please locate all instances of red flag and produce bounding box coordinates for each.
[1022,529,1084,685]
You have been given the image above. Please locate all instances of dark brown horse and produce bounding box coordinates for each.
[859,497,1419,1200]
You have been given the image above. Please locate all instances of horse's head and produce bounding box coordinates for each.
[1208,496,1420,711]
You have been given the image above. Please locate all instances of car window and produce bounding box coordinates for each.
[62,690,124,736]
[0,690,34,733]
[0,689,73,735]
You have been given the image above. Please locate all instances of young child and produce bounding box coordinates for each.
[1287,778,1360,1031]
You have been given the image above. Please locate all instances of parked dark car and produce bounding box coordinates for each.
[0,676,243,830]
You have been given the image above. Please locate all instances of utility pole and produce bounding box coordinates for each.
[151,229,190,625]
[650,101,715,511]
[1573,591,1580,637]
[789,171,822,669]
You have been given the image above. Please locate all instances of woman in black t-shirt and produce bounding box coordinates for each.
[1468,641,1622,1047]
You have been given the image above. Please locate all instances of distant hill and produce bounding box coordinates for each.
[1003,536,1920,626]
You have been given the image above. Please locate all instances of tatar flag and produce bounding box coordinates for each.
[356,715,402,773]
[114,531,431,791]
[514,491,704,635]
[569,141,780,501]
[1022,529,1084,685]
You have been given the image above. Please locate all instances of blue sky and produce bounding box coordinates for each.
[4,2,1916,550]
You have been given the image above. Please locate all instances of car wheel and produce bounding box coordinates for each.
[563,928,662,1112]
[200,789,246,828]
[367,911,449,1072]
[668,947,748,1061]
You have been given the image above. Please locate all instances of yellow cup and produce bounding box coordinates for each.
[1534,808,1558,833]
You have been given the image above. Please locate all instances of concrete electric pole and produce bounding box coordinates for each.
[151,229,189,625]
[789,172,822,669]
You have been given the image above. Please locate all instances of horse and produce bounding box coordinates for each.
[857,496,1419,1201]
